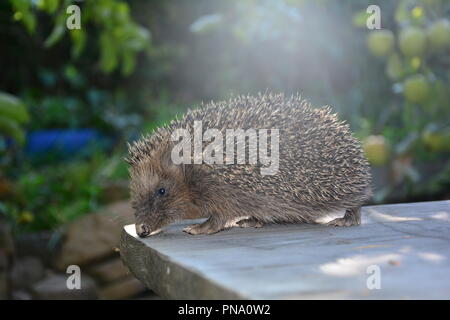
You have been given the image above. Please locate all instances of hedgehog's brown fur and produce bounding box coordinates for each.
[127,93,372,236]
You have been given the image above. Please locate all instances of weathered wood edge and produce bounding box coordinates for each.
[119,227,247,300]
[119,200,450,299]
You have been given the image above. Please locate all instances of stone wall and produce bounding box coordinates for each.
[0,218,14,299]
[3,201,158,300]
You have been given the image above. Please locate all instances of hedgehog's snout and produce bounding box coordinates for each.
[136,223,150,238]
[136,223,163,238]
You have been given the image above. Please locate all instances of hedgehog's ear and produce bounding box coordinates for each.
[167,162,195,183]
[167,165,184,182]
[161,149,196,184]
[181,163,194,179]
[161,152,183,179]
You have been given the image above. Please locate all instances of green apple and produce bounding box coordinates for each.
[427,19,450,51]
[399,27,427,57]
[363,135,389,166]
[403,74,430,103]
[422,130,450,152]
[367,30,395,57]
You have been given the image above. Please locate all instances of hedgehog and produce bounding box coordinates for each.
[126,93,372,237]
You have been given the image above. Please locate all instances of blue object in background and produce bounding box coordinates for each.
[25,129,101,156]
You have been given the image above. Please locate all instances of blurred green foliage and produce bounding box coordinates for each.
[10,0,150,75]
[0,0,448,233]
[360,0,450,199]
[2,152,130,232]
[0,92,29,145]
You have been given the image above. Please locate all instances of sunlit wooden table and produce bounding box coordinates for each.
[120,200,450,299]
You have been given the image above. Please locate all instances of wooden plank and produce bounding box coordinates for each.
[120,200,450,299]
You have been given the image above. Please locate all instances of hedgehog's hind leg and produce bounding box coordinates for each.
[237,217,264,228]
[326,207,361,227]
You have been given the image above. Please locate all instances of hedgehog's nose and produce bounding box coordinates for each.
[136,224,150,238]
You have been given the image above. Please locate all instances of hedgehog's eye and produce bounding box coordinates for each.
[158,188,166,196]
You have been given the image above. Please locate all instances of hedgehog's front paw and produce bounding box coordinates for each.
[183,219,223,235]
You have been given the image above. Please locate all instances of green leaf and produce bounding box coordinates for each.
[47,0,60,13]
[99,32,118,73]
[122,25,150,51]
[21,10,37,33]
[0,115,25,145]
[44,8,67,48]
[11,0,36,34]
[10,0,30,12]
[114,2,130,23]
[121,51,136,76]
[44,23,66,48]
[0,92,29,123]
[70,29,87,58]
[38,0,61,14]
[352,10,371,28]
